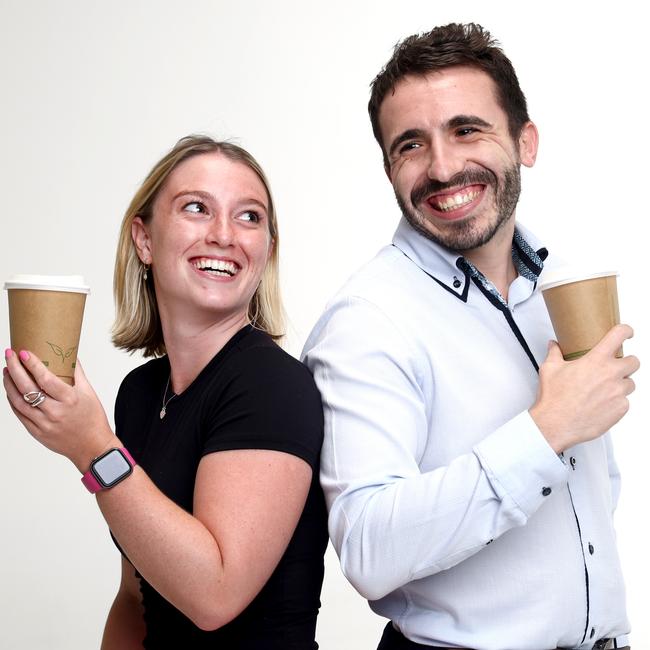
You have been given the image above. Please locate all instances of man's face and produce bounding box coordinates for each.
[378,66,537,253]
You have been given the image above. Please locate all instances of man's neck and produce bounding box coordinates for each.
[462,221,517,301]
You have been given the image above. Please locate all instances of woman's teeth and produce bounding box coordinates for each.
[193,258,238,276]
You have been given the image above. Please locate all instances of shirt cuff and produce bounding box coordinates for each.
[474,410,569,518]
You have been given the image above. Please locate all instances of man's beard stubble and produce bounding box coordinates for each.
[395,165,522,253]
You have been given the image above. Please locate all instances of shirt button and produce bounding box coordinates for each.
[453,277,462,289]
[570,456,576,469]
[590,627,596,638]
[541,487,552,497]
[588,543,595,555]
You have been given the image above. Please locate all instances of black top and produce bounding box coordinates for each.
[113,326,328,649]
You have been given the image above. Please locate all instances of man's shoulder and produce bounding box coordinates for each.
[302,241,438,361]
[326,243,424,308]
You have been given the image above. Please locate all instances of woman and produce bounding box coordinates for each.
[3,135,328,648]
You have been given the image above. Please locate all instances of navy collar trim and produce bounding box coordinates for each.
[393,228,547,305]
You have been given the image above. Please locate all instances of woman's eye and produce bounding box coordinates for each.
[183,201,206,214]
[239,211,260,223]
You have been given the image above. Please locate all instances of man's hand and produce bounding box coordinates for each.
[529,324,640,453]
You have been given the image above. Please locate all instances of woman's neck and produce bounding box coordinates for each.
[160,311,250,394]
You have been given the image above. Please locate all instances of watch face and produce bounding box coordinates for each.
[92,449,132,488]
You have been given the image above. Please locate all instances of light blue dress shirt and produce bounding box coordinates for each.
[302,218,629,650]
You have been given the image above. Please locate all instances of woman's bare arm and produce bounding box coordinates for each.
[4,352,313,631]
[99,449,311,631]
[101,556,145,649]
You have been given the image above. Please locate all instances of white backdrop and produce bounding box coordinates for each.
[1,1,647,648]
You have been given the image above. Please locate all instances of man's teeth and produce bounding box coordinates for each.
[193,259,238,276]
[433,190,480,212]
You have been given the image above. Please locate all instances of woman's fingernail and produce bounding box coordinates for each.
[4,348,13,359]
[19,350,30,362]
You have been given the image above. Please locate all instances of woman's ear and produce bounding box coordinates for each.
[132,216,152,264]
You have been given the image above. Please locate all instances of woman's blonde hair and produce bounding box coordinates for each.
[112,135,284,357]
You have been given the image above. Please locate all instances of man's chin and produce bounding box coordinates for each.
[404,211,509,253]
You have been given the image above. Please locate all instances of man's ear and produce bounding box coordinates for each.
[132,216,152,263]
[518,121,539,168]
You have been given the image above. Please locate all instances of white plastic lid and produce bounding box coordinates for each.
[538,269,618,292]
[4,274,90,294]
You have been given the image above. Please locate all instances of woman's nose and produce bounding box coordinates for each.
[206,216,234,247]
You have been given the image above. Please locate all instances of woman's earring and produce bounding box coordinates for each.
[143,262,150,281]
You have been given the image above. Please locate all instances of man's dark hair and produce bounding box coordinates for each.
[368,23,530,167]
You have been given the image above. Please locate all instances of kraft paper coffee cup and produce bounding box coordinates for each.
[4,275,90,385]
[539,271,620,361]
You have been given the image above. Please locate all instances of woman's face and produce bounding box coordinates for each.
[132,152,273,327]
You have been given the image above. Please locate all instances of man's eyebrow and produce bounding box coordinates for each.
[387,116,494,158]
[387,129,426,158]
[447,115,492,129]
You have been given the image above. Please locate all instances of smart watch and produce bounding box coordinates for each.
[81,447,136,493]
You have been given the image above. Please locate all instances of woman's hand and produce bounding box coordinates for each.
[3,348,119,472]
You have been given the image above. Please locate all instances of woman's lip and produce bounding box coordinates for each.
[189,255,241,266]
[189,256,242,280]
[190,264,238,281]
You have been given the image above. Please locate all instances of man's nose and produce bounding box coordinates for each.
[426,139,465,183]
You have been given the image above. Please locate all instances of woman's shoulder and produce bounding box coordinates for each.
[114,357,168,432]
[201,329,324,466]
[221,330,321,408]
[232,328,315,382]
[118,355,168,398]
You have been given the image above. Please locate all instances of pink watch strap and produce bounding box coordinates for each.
[81,447,136,494]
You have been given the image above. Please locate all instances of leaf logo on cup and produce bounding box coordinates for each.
[47,342,77,365]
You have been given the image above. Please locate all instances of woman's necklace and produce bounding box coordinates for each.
[160,375,177,419]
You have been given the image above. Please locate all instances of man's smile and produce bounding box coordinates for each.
[426,184,485,214]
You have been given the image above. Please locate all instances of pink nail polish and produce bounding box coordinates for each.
[19,350,30,362]
[4,348,13,359]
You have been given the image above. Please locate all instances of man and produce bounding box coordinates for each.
[302,23,639,650]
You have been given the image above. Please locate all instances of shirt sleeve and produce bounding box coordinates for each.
[114,371,137,451]
[201,345,324,470]
[603,432,621,514]
[302,296,567,601]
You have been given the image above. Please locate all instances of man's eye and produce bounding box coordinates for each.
[183,201,206,213]
[239,211,260,223]
[457,127,478,137]
[399,142,421,154]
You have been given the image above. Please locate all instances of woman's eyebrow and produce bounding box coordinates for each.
[171,189,268,211]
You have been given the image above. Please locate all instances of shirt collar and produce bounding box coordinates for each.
[392,217,548,302]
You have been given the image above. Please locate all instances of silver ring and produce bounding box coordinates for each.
[23,390,46,407]
[31,394,46,407]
